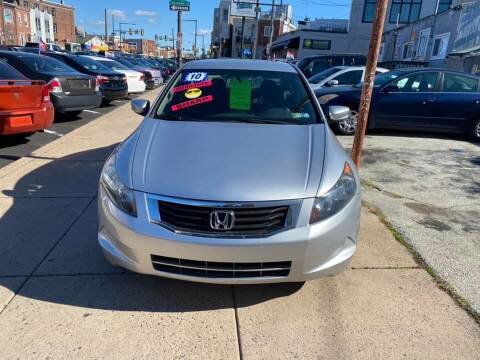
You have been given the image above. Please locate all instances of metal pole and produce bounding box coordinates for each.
[177,11,182,67]
[252,0,260,59]
[351,0,388,168]
[119,22,122,51]
[1,0,6,45]
[194,20,197,59]
[171,28,175,55]
[240,16,245,59]
[267,0,275,59]
[104,8,108,43]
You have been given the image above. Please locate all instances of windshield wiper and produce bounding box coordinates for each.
[159,115,209,122]
[239,118,290,125]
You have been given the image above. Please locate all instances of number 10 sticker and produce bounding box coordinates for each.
[183,72,208,83]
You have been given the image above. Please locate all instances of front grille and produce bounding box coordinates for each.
[151,255,291,278]
[158,200,289,237]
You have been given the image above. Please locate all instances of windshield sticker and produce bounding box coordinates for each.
[173,80,212,93]
[184,88,202,99]
[229,79,252,111]
[183,72,208,83]
[171,95,214,112]
[292,113,311,119]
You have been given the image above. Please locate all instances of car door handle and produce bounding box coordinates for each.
[422,99,434,104]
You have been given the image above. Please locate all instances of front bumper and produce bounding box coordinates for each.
[98,189,361,284]
[51,92,102,113]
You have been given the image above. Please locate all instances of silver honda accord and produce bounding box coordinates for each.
[98,59,361,284]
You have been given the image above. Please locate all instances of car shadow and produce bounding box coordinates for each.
[0,146,304,313]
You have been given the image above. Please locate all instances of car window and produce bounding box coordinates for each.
[72,56,110,71]
[333,70,363,85]
[308,67,343,84]
[98,60,128,71]
[23,56,75,73]
[154,69,321,125]
[442,73,479,93]
[391,72,438,92]
[0,59,27,79]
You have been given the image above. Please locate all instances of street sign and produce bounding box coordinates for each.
[169,0,190,11]
[231,0,257,18]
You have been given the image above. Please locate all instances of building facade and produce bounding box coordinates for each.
[125,38,158,56]
[0,0,74,46]
[272,0,461,60]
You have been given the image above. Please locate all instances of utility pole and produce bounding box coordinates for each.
[104,8,108,43]
[267,0,275,59]
[252,0,260,59]
[351,0,388,167]
[240,16,246,59]
[177,11,182,67]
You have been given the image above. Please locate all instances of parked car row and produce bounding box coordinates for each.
[0,49,167,136]
[315,67,480,141]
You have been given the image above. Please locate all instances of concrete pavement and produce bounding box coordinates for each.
[0,92,479,359]
[338,134,480,316]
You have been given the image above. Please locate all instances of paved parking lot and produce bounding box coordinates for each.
[0,91,479,358]
[339,132,480,315]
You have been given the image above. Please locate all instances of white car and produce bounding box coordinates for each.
[86,56,146,94]
[309,66,389,91]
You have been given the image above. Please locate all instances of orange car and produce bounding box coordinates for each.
[0,60,54,136]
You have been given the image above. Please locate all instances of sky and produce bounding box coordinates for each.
[67,0,352,51]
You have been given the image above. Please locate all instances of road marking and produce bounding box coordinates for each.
[42,129,64,137]
[83,109,102,114]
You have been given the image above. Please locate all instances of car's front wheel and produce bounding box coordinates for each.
[472,118,480,142]
[334,109,358,135]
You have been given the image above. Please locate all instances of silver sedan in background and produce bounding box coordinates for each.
[98,59,361,284]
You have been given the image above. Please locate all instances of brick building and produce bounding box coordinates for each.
[0,0,75,46]
[125,38,158,56]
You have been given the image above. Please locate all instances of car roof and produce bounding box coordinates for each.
[183,59,297,73]
[391,67,480,77]
[0,50,42,58]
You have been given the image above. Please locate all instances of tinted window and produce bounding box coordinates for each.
[155,69,320,125]
[71,56,110,71]
[333,70,363,85]
[391,72,438,92]
[98,60,129,71]
[308,67,343,84]
[0,60,26,79]
[442,73,479,93]
[372,70,405,86]
[22,56,75,73]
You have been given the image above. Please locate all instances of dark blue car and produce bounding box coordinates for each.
[315,68,480,141]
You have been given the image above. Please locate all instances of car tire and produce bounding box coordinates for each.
[334,109,358,135]
[472,119,480,142]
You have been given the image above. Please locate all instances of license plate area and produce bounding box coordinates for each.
[7,115,33,128]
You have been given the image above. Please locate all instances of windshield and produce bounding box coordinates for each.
[308,67,343,84]
[154,69,321,125]
[128,58,150,67]
[73,56,110,71]
[24,56,76,73]
[354,70,405,88]
[98,59,128,71]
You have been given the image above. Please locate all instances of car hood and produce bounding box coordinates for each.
[131,119,326,201]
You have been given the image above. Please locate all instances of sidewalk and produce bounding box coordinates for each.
[0,90,479,359]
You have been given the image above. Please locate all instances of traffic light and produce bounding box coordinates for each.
[128,28,133,35]
[140,29,144,36]
[155,35,158,42]
[164,35,168,41]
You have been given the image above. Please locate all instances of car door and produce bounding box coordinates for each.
[331,69,363,87]
[373,71,441,130]
[430,72,480,133]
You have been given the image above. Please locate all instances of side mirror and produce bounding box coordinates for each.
[131,99,150,116]
[329,106,350,122]
[326,79,339,87]
[383,85,399,94]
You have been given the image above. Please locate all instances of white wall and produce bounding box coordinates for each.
[30,8,54,43]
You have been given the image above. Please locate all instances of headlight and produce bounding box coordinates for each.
[310,162,357,224]
[101,154,137,217]
[318,94,339,105]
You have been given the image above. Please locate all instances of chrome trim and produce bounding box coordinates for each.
[144,193,302,239]
[151,260,290,272]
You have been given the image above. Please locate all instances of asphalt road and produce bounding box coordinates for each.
[0,95,143,169]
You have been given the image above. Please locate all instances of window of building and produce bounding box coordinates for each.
[437,0,452,13]
[442,73,480,92]
[431,32,450,60]
[402,41,414,60]
[45,19,50,33]
[33,3,39,9]
[51,8,56,17]
[416,28,430,59]
[53,23,57,33]
[223,9,228,21]
[362,0,377,23]
[23,1,29,7]
[379,43,385,62]
[263,25,272,37]
[303,39,331,50]
[35,17,41,31]
[389,0,422,24]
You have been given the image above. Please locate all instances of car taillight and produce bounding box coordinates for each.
[139,74,145,81]
[96,75,108,91]
[42,84,51,102]
[47,78,62,93]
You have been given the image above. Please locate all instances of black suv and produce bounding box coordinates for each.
[44,53,128,102]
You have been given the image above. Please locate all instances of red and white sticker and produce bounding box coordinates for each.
[173,80,212,93]
[171,95,214,112]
